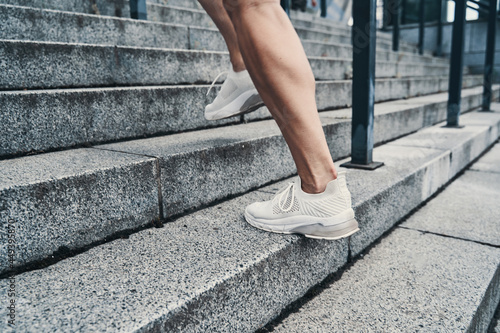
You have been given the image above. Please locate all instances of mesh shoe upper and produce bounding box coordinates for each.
[246,172,353,221]
[205,67,263,120]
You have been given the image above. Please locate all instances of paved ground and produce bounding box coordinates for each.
[262,140,500,332]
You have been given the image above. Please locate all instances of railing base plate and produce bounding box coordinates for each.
[340,161,384,170]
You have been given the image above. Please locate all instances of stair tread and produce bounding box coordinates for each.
[271,228,499,332]
[268,140,500,331]
[0,4,445,63]
[0,85,495,275]
[1,108,499,332]
[1,75,483,158]
[0,39,452,91]
[402,149,500,247]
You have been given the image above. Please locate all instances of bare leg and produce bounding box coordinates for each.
[197,0,246,72]
[224,0,337,193]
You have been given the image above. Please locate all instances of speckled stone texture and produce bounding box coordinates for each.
[0,85,238,157]
[97,120,295,218]
[270,228,500,333]
[0,93,496,274]
[227,76,484,122]
[403,148,500,246]
[265,145,450,258]
[147,3,216,28]
[294,26,353,45]
[0,110,498,331]
[0,40,230,89]
[0,148,159,273]
[302,39,448,63]
[0,82,488,168]
[0,4,190,49]
[148,0,203,10]
[0,191,349,332]
[146,3,423,54]
[265,108,500,257]
[0,0,129,17]
[471,142,500,174]
[0,4,448,61]
[95,92,489,220]
[188,26,227,52]
[0,39,451,90]
[389,110,500,178]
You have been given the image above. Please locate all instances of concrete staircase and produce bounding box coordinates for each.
[260,136,500,333]
[0,1,499,331]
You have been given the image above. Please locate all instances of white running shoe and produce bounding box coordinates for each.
[245,172,359,240]
[205,67,264,121]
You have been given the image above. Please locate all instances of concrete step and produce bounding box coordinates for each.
[146,3,424,54]
[148,0,203,10]
[146,0,390,48]
[1,107,499,332]
[0,4,191,50]
[148,0,389,48]
[0,4,449,65]
[0,4,447,70]
[0,0,129,17]
[1,75,482,158]
[0,86,495,274]
[301,39,449,64]
[0,39,453,90]
[267,143,500,332]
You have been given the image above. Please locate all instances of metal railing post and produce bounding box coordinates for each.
[446,0,467,128]
[436,0,444,56]
[320,0,327,18]
[341,0,384,170]
[281,0,290,15]
[382,0,389,30]
[130,0,147,20]
[393,0,401,52]
[419,0,425,55]
[482,0,498,111]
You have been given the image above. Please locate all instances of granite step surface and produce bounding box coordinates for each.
[146,2,387,43]
[0,75,483,158]
[0,86,495,274]
[146,3,423,54]
[0,39,452,90]
[1,107,499,332]
[0,4,449,64]
[149,0,352,33]
[265,141,500,333]
[0,0,129,17]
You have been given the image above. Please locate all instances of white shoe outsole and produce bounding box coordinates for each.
[244,211,359,240]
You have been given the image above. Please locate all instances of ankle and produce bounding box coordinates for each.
[300,170,338,194]
[231,59,246,73]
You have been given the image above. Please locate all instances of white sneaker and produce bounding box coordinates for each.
[245,172,359,240]
[205,67,264,121]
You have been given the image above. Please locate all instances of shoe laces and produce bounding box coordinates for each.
[206,71,228,96]
[277,182,296,212]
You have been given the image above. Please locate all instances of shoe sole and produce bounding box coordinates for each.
[244,210,359,240]
[205,89,264,121]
